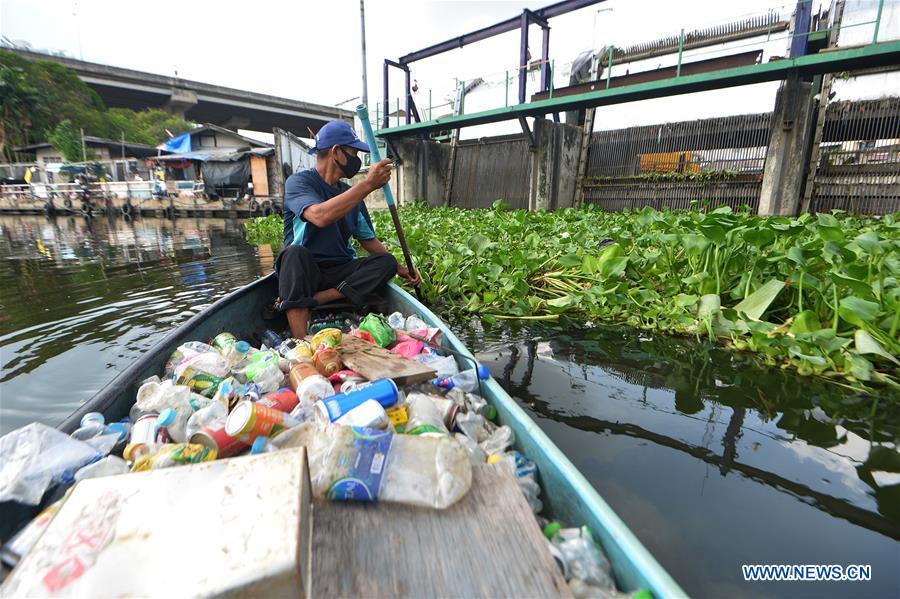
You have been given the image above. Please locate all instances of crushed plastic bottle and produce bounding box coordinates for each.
[74,456,129,481]
[480,425,515,456]
[413,352,459,378]
[387,311,405,329]
[404,314,428,331]
[545,524,616,591]
[307,425,472,509]
[432,364,490,392]
[184,400,229,440]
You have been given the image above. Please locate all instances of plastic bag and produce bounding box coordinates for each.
[358,313,395,347]
[0,423,99,505]
[74,456,129,481]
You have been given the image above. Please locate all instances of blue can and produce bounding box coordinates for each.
[318,379,399,422]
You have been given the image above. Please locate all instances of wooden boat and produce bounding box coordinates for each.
[2,274,685,597]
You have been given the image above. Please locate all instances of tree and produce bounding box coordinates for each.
[0,62,41,161]
[48,119,93,162]
[0,49,197,159]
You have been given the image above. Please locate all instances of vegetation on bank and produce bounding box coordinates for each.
[246,204,899,390]
[0,50,194,161]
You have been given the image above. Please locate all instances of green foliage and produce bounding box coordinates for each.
[244,214,283,245]
[0,61,40,160]
[0,50,194,160]
[246,206,900,390]
[48,119,93,162]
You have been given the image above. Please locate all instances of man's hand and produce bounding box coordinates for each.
[363,159,392,193]
[397,264,421,287]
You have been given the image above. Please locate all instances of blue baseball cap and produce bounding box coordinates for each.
[309,120,370,155]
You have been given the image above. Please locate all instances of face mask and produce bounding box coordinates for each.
[335,147,362,179]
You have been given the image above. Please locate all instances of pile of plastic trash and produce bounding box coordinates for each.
[0,310,622,597]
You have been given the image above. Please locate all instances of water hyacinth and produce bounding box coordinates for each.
[247,203,899,390]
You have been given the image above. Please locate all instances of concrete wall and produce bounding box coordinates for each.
[388,118,581,210]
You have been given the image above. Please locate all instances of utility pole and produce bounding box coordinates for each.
[360,0,369,108]
[80,128,87,162]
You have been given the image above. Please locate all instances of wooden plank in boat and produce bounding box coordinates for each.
[311,463,570,598]
[335,335,436,385]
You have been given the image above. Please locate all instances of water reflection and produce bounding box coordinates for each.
[0,215,266,434]
[449,317,900,597]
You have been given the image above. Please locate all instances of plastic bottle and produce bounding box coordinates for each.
[544,524,616,590]
[432,364,490,392]
[70,421,108,441]
[307,425,472,509]
[222,340,251,370]
[405,394,450,436]
[313,347,342,377]
[74,456,129,481]
[237,350,285,393]
[155,409,175,445]
[160,402,192,444]
[184,400,228,440]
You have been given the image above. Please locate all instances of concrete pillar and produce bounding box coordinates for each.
[529,118,581,210]
[758,77,816,216]
[393,138,450,206]
[165,88,198,118]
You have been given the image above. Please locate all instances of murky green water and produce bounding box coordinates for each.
[0,215,897,597]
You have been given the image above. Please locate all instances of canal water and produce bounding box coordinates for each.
[1,215,897,597]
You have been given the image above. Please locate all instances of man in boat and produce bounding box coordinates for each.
[276,119,420,338]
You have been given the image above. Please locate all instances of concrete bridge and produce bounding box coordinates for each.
[9,48,352,135]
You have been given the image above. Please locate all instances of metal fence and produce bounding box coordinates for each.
[581,96,900,215]
[582,112,771,212]
[809,97,900,215]
[449,134,532,209]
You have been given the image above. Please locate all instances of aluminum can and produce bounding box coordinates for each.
[190,425,248,458]
[225,400,300,442]
[211,332,237,352]
[316,378,398,422]
[256,388,299,413]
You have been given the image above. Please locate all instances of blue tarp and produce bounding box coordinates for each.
[164,133,191,154]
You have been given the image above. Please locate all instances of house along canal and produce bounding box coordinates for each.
[0,214,896,597]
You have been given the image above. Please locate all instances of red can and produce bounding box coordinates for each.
[190,425,247,458]
[256,388,299,413]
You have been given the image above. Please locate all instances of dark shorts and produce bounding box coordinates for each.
[274,245,398,310]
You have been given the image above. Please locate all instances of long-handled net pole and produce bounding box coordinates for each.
[356,104,425,303]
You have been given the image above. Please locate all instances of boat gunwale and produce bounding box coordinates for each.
[388,283,687,598]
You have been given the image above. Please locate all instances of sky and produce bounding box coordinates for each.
[1,0,897,139]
